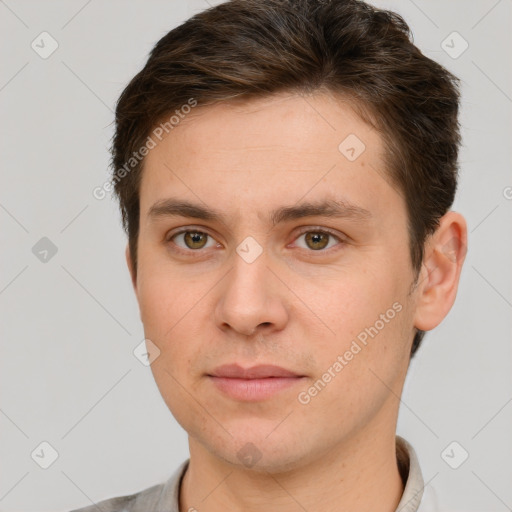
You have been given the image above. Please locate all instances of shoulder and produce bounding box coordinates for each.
[68,481,165,512]
[67,459,189,512]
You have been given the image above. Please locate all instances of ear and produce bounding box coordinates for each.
[125,244,138,296]
[413,211,468,332]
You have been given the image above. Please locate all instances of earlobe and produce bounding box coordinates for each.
[413,211,468,332]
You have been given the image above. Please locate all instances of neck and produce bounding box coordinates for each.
[179,423,405,512]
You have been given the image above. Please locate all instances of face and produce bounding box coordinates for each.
[130,91,421,472]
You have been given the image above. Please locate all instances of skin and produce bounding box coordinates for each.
[126,91,467,512]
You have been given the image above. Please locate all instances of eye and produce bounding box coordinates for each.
[167,229,219,252]
[292,228,344,252]
[166,226,346,256]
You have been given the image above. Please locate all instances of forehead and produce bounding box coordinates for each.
[147,91,381,164]
[139,91,399,221]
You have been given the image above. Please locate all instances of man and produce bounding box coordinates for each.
[72,0,467,510]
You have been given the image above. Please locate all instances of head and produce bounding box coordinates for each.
[110,0,467,471]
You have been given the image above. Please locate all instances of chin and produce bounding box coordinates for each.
[206,432,311,474]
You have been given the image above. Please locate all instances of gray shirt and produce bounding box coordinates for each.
[69,436,437,512]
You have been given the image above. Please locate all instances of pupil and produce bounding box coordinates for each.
[307,232,328,250]
[186,231,205,248]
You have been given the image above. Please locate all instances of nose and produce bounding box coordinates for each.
[214,249,289,337]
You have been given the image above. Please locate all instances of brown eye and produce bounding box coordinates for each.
[169,230,217,252]
[304,232,330,250]
[183,231,208,249]
[293,229,344,252]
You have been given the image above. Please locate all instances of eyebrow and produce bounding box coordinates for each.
[148,197,372,227]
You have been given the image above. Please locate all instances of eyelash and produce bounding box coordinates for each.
[165,226,345,256]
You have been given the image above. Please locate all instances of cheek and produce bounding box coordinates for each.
[310,271,397,336]
[300,302,411,425]
[137,269,191,331]
[136,278,191,379]
[308,266,410,375]
[137,270,210,364]
[139,277,204,419]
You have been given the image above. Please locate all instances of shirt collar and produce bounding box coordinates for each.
[395,435,427,511]
[156,435,426,512]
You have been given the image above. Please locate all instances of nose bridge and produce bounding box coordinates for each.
[227,237,271,307]
[215,236,287,334]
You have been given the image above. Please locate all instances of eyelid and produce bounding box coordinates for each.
[293,225,344,240]
[165,225,213,242]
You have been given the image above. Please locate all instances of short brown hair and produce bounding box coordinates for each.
[110,0,462,357]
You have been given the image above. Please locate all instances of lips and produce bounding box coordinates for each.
[207,364,305,401]
[208,364,302,379]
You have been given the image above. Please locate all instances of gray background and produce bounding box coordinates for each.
[0,0,511,510]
